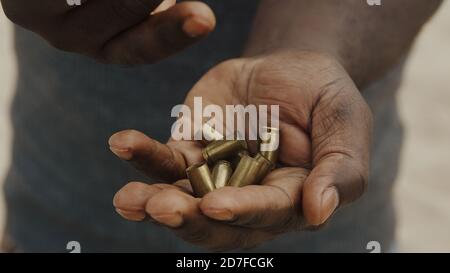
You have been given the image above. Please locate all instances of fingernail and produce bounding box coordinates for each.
[108,135,134,160]
[151,213,184,228]
[115,208,146,222]
[203,208,235,221]
[109,146,133,160]
[319,187,339,225]
[182,17,212,38]
[152,0,175,14]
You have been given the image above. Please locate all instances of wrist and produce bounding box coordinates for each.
[243,46,361,87]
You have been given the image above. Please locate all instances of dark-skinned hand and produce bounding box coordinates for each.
[110,51,373,251]
[1,0,215,64]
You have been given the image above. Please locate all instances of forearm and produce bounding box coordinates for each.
[243,0,442,88]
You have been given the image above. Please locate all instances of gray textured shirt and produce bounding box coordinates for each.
[4,0,404,252]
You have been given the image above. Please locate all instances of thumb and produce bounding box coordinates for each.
[302,154,368,226]
[302,76,372,226]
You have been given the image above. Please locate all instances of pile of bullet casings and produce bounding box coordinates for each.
[186,126,279,197]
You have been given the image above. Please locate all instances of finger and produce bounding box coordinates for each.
[101,1,216,64]
[113,181,166,221]
[200,168,309,232]
[302,78,373,226]
[109,130,187,181]
[173,179,194,194]
[145,187,272,251]
[113,182,187,221]
[61,0,165,53]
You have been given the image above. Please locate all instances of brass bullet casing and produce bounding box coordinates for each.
[186,163,216,197]
[254,153,275,181]
[227,155,255,187]
[212,160,233,188]
[202,140,248,165]
[259,127,280,164]
[231,149,249,170]
[227,154,274,187]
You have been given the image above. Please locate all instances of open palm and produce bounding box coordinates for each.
[111,51,372,251]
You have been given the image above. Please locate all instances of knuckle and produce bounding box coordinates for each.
[144,189,174,213]
[315,97,352,133]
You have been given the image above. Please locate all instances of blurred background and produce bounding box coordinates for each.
[1,3,450,252]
